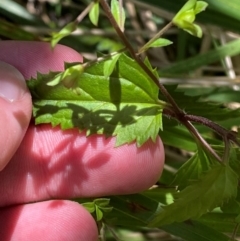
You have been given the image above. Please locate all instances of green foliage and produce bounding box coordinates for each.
[139,38,173,54]
[27,53,164,147]
[89,1,100,26]
[50,22,77,48]
[149,164,238,227]
[141,0,240,33]
[82,198,113,221]
[111,0,126,31]
[173,0,208,37]
[103,53,121,77]
[172,147,211,190]
[100,193,232,241]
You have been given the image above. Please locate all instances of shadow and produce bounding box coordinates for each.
[34,102,160,139]
[33,59,161,139]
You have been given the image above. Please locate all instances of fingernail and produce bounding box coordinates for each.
[0,61,27,102]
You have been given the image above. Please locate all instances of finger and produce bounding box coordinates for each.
[0,41,83,79]
[0,41,81,171]
[0,125,164,206]
[0,200,98,241]
[0,62,32,170]
[0,41,165,206]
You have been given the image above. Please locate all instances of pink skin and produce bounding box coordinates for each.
[0,41,165,241]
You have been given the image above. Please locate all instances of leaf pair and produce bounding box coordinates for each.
[173,0,208,38]
[82,198,112,221]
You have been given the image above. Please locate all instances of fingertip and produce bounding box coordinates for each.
[0,200,98,241]
[107,136,165,194]
[0,62,32,170]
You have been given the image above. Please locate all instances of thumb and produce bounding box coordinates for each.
[0,61,32,171]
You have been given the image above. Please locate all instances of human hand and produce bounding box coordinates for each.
[0,41,165,241]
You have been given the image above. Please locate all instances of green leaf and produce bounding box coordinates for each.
[139,38,173,54]
[111,0,126,31]
[199,212,239,234]
[145,38,173,51]
[47,64,84,88]
[139,0,240,34]
[159,124,197,151]
[103,53,121,77]
[172,0,208,38]
[50,22,77,48]
[149,164,238,227]
[27,54,164,147]
[99,206,113,213]
[94,198,111,207]
[180,20,203,38]
[89,1,99,26]
[172,148,211,189]
[95,206,103,221]
[82,202,96,213]
[195,1,208,14]
[104,194,231,240]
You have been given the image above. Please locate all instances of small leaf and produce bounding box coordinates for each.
[89,1,99,26]
[94,198,111,207]
[95,206,103,221]
[139,38,173,53]
[82,202,96,213]
[149,164,238,227]
[111,0,126,31]
[173,0,208,38]
[194,1,208,14]
[146,38,173,48]
[50,22,77,48]
[172,147,211,190]
[99,206,113,213]
[179,9,196,23]
[185,22,202,38]
[103,53,121,77]
[177,0,197,15]
[47,64,84,93]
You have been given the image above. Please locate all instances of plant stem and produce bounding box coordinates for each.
[138,21,173,54]
[231,223,239,241]
[183,120,222,162]
[163,108,223,162]
[98,221,105,241]
[76,1,95,23]
[184,114,240,146]
[99,0,183,116]
[100,0,223,163]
